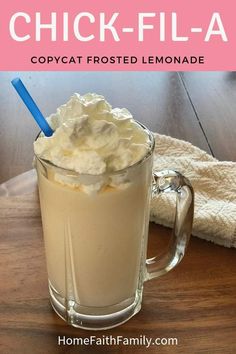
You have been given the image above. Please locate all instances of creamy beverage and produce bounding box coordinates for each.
[34,92,194,330]
[34,94,153,311]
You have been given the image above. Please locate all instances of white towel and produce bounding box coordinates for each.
[150,134,236,248]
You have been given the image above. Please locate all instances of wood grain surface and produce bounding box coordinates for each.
[0,72,236,354]
[180,72,236,161]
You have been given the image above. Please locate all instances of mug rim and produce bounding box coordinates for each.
[34,121,155,178]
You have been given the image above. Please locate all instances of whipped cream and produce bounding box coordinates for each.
[34,93,151,193]
[34,93,150,173]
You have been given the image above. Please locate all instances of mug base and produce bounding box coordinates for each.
[49,283,143,330]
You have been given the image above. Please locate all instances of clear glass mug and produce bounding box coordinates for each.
[35,123,194,330]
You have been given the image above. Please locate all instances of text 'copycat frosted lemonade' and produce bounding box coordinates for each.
[34,93,154,319]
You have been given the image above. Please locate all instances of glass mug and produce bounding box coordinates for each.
[35,123,194,330]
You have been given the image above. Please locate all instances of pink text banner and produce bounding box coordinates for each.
[0,0,235,71]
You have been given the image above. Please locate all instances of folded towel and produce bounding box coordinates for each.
[150,134,236,248]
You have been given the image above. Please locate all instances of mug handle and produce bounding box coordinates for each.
[146,170,194,281]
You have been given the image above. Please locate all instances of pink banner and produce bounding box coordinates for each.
[0,0,235,70]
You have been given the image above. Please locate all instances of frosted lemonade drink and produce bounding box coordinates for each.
[34,93,154,329]
[34,93,194,329]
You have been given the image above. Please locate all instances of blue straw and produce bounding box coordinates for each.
[11,78,54,137]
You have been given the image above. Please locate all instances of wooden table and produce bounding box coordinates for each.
[0,72,235,353]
